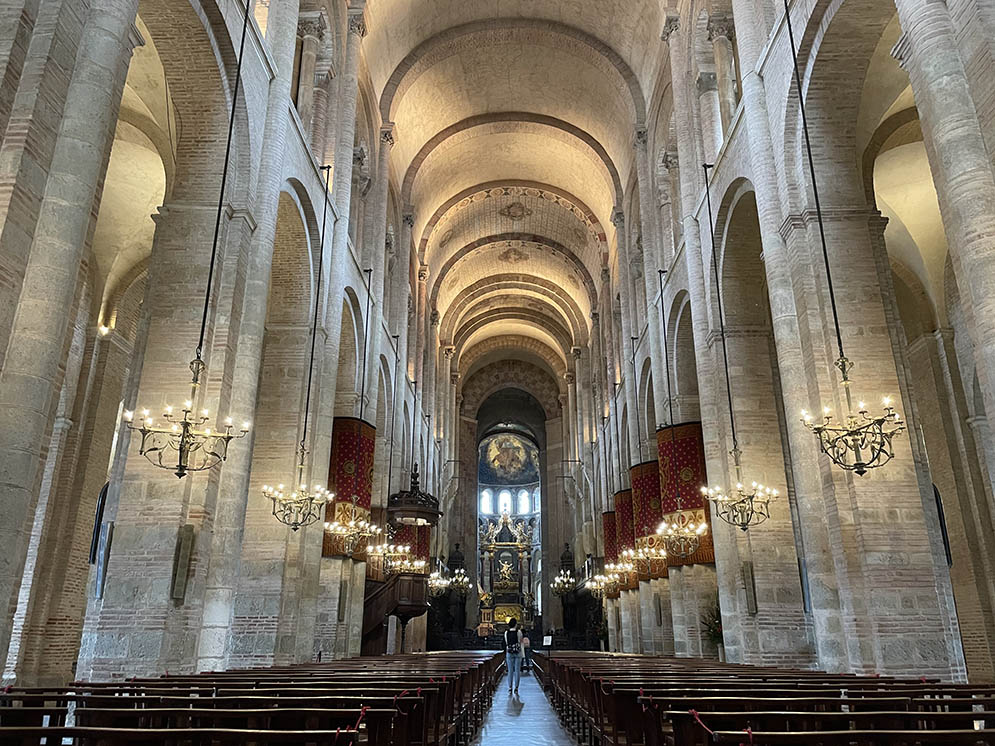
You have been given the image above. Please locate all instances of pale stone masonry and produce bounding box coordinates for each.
[1,0,994,685]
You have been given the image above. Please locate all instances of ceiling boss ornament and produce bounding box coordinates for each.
[782,0,906,475]
[124,0,253,478]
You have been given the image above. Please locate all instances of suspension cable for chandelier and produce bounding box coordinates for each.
[782,0,905,474]
[125,1,253,477]
[699,164,779,531]
[655,270,707,557]
[264,166,335,530]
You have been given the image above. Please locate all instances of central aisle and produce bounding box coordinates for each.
[469,667,574,746]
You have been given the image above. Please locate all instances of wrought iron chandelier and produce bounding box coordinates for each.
[587,575,607,599]
[367,541,423,576]
[699,164,780,531]
[125,0,254,478]
[656,269,709,554]
[620,546,667,576]
[550,569,575,597]
[782,0,905,474]
[428,568,451,597]
[265,165,334,530]
[449,567,471,597]
[325,492,382,556]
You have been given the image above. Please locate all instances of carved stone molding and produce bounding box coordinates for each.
[348,11,367,38]
[418,264,430,282]
[661,150,679,172]
[298,11,327,41]
[661,14,680,43]
[403,212,415,228]
[634,127,648,147]
[707,14,735,43]
[430,309,440,327]
[380,123,395,147]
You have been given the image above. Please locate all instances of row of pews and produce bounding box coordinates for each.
[533,651,995,745]
[0,650,502,745]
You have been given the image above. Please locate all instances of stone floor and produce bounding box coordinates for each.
[469,666,574,746]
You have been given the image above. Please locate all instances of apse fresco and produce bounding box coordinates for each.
[477,433,540,484]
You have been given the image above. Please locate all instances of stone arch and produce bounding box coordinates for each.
[460,359,561,419]
[429,233,598,312]
[458,335,566,381]
[453,305,575,358]
[669,290,699,417]
[402,114,623,206]
[418,180,607,256]
[440,275,588,347]
[379,18,646,127]
[335,287,364,416]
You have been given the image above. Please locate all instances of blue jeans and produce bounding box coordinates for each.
[506,652,522,691]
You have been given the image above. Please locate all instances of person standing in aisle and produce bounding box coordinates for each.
[505,618,524,695]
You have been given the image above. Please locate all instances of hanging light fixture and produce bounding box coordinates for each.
[655,270,709,555]
[449,567,471,597]
[366,540,417,576]
[781,0,905,474]
[428,569,451,597]
[698,164,780,531]
[263,166,335,530]
[550,569,575,597]
[587,575,607,599]
[620,546,666,577]
[124,2,253,477]
[325,492,382,556]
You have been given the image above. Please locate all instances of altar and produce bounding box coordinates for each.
[477,511,540,632]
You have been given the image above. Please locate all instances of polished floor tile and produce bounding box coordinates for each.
[470,669,574,746]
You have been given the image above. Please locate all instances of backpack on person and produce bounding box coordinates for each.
[505,628,521,655]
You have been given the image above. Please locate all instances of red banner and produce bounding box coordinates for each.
[631,461,662,539]
[327,417,376,512]
[394,524,432,562]
[656,422,714,567]
[614,490,635,553]
[602,511,617,564]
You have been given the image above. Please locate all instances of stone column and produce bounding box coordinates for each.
[892,0,995,469]
[696,72,723,163]
[660,11,725,661]
[359,123,395,422]
[314,8,366,448]
[0,0,140,667]
[634,129,672,420]
[423,310,440,448]
[611,209,640,473]
[0,0,92,369]
[195,0,301,672]
[387,214,412,493]
[707,15,738,134]
[295,12,325,136]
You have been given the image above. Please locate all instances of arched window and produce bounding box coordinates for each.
[518,489,531,514]
[533,487,540,510]
[480,489,493,515]
[498,489,512,514]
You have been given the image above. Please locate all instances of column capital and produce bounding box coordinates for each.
[430,309,440,326]
[418,263,430,282]
[696,72,718,95]
[565,373,576,385]
[571,346,583,359]
[444,346,456,359]
[402,212,415,228]
[590,311,600,324]
[611,207,625,228]
[661,13,680,43]
[347,10,367,38]
[451,373,461,386]
[707,14,735,42]
[380,122,395,147]
[298,11,328,41]
[661,150,679,172]
[634,127,648,147]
